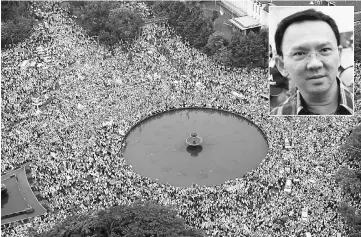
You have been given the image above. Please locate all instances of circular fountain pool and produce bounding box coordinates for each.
[123,108,268,187]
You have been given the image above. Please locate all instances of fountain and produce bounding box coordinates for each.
[123,108,269,186]
[186,133,203,146]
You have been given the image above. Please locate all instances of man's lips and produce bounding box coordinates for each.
[308,75,325,80]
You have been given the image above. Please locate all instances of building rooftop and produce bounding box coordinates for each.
[220,1,247,17]
[229,16,261,30]
[1,166,46,225]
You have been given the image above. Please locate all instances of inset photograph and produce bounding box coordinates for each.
[269,6,354,115]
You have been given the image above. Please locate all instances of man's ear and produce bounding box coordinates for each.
[275,55,289,78]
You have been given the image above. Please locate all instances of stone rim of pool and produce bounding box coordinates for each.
[122,107,269,187]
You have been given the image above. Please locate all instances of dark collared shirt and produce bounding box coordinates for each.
[271,78,353,115]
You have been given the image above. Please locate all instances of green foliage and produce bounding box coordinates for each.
[1,1,32,21]
[337,124,361,236]
[149,1,170,18]
[32,201,204,237]
[342,125,361,161]
[151,1,214,51]
[150,1,269,68]
[335,167,361,196]
[213,47,232,66]
[355,24,361,62]
[107,7,143,46]
[1,1,35,49]
[204,31,228,55]
[211,10,219,22]
[350,234,361,237]
[338,202,361,233]
[70,2,144,49]
[219,28,268,68]
[1,17,35,48]
[338,202,356,224]
[229,31,259,67]
[258,28,269,67]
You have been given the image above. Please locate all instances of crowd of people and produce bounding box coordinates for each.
[1,2,360,237]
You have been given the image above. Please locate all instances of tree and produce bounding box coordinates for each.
[106,7,143,47]
[150,1,214,51]
[1,1,31,21]
[338,202,357,224]
[355,24,361,62]
[204,31,227,56]
[211,10,219,22]
[213,47,232,66]
[337,124,361,236]
[32,201,205,237]
[71,2,143,50]
[1,17,35,48]
[259,28,269,67]
[338,202,361,235]
[150,1,172,18]
[342,125,361,161]
[335,168,361,197]
[1,1,35,49]
[227,29,268,68]
[350,234,361,237]
[230,32,255,67]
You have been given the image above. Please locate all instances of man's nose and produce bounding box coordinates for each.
[306,53,323,69]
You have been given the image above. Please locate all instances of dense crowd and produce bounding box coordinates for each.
[1,2,361,237]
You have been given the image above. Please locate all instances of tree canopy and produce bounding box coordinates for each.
[355,24,361,62]
[1,1,35,49]
[149,1,268,68]
[342,124,361,161]
[32,201,205,237]
[335,168,361,197]
[226,29,268,68]
[69,2,144,50]
[336,124,361,236]
[150,1,214,52]
[338,202,361,232]
[204,31,228,56]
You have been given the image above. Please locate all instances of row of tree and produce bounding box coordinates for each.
[148,1,268,68]
[68,1,144,52]
[1,1,35,49]
[336,125,361,236]
[147,1,214,50]
[30,201,204,237]
[69,0,269,68]
[338,202,361,236]
[2,1,360,67]
[355,24,361,62]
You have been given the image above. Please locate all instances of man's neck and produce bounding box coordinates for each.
[301,82,339,115]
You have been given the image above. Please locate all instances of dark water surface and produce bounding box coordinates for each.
[123,108,268,187]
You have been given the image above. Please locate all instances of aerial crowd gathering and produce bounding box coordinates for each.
[1,2,361,237]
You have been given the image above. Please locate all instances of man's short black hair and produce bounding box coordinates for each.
[275,8,340,56]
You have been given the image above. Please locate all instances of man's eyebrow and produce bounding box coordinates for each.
[317,42,334,47]
[290,46,309,51]
[290,42,334,51]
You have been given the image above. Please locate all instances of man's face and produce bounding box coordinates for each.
[276,20,341,96]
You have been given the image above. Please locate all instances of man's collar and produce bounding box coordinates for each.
[296,90,304,115]
[338,81,353,113]
[296,78,353,115]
